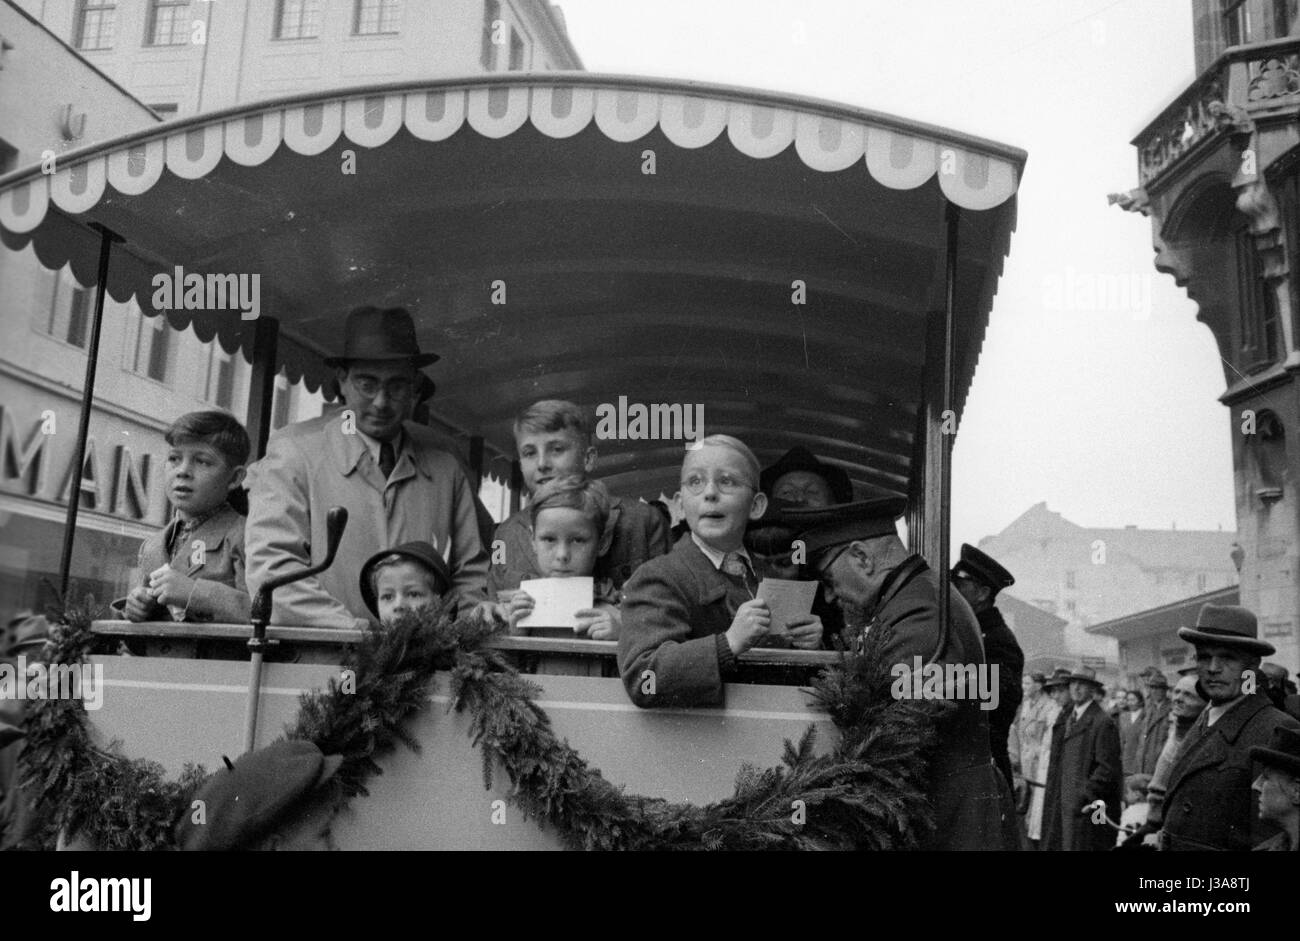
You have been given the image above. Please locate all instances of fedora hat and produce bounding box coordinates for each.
[1066,666,1105,689]
[1042,667,1074,690]
[951,543,1014,594]
[1249,726,1300,778]
[1139,666,1170,689]
[360,541,452,618]
[759,447,854,505]
[323,306,439,368]
[1177,603,1275,656]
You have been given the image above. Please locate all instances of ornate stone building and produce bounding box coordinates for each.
[1115,0,1300,670]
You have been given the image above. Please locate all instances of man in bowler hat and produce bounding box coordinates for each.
[1151,604,1300,851]
[788,497,1016,850]
[951,543,1025,790]
[1040,666,1122,851]
[245,306,488,628]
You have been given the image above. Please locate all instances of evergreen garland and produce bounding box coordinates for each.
[14,597,949,851]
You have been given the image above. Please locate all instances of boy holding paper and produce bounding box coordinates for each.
[501,476,622,639]
[119,411,252,625]
[617,435,822,708]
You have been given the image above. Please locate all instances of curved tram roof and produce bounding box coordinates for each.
[0,74,1024,502]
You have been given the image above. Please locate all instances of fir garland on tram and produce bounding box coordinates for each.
[13,597,947,851]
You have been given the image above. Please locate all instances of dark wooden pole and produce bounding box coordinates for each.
[244,316,280,460]
[58,224,123,597]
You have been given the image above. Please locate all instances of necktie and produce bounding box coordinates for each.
[722,551,754,593]
[379,441,396,480]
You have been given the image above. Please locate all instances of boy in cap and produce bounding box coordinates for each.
[1153,604,1300,851]
[360,541,451,625]
[1250,727,1300,850]
[951,544,1024,791]
[787,497,1013,851]
[245,306,488,629]
[617,436,822,708]
[489,400,669,600]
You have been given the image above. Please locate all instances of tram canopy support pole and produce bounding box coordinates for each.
[244,316,280,461]
[937,203,961,646]
[58,224,123,599]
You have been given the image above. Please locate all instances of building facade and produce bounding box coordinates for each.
[1116,0,1300,671]
[1089,586,1240,684]
[972,502,1240,680]
[0,0,581,625]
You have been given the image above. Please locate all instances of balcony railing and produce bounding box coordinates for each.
[1134,36,1300,188]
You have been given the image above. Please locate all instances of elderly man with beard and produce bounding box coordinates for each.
[1149,604,1300,851]
[789,497,1016,851]
[1040,667,1122,851]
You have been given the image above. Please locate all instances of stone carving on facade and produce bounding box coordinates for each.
[1138,77,1224,185]
[1247,55,1300,101]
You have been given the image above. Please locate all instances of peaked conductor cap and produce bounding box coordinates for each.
[785,496,908,563]
[952,543,1014,592]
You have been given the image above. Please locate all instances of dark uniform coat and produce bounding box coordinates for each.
[1161,694,1300,851]
[865,556,1014,851]
[1041,699,1122,851]
[1136,699,1172,776]
[1118,709,1143,774]
[975,606,1023,788]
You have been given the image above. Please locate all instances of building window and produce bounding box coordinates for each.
[1273,0,1298,37]
[1224,0,1248,46]
[508,28,525,70]
[150,103,180,118]
[276,0,323,40]
[75,0,116,51]
[354,0,400,35]
[271,377,295,430]
[1064,570,1076,589]
[147,0,192,46]
[1197,572,1208,591]
[128,309,172,384]
[1065,600,1077,615]
[480,0,500,69]
[42,269,92,349]
[205,345,236,410]
[1236,225,1280,368]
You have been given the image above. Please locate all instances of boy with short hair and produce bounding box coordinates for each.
[359,541,451,624]
[488,400,669,599]
[120,411,252,624]
[617,435,822,708]
[501,475,621,640]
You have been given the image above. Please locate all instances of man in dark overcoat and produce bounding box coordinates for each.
[951,543,1024,790]
[790,499,1017,851]
[1135,667,1172,775]
[1154,604,1300,851]
[1040,666,1122,851]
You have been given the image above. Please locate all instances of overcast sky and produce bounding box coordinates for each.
[558,0,1233,553]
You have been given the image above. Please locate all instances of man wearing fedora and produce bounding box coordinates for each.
[1040,666,1122,851]
[1135,667,1172,776]
[245,306,489,629]
[788,497,1017,851]
[1028,669,1073,847]
[1151,603,1300,851]
[951,544,1024,791]
[1250,726,1300,850]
